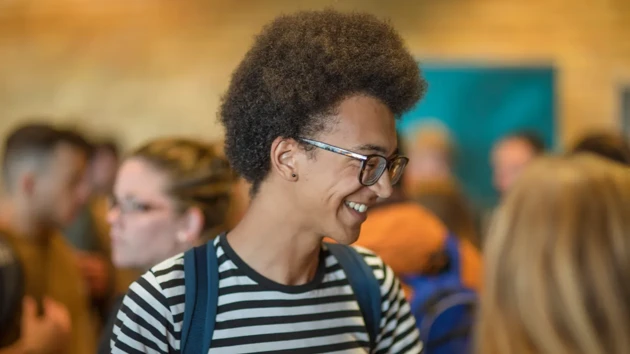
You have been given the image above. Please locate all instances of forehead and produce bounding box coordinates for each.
[115,158,170,198]
[50,143,88,168]
[493,138,536,162]
[321,95,397,154]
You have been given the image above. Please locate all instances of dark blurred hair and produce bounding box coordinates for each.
[500,130,546,155]
[2,123,92,188]
[571,132,630,165]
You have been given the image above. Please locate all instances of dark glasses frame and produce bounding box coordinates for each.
[299,138,408,186]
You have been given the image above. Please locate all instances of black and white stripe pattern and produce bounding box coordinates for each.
[111,236,421,353]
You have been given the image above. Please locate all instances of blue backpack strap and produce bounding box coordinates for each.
[327,243,381,350]
[181,241,219,354]
[443,233,462,278]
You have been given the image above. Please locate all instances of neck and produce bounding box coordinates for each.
[0,197,48,239]
[227,185,321,286]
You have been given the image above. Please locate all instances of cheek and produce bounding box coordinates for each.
[316,169,362,207]
[125,217,177,245]
[114,217,179,266]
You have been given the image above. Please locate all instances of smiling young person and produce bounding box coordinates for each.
[111,9,426,353]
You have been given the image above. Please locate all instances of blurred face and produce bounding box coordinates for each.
[107,158,188,268]
[406,148,451,182]
[293,95,399,244]
[91,150,119,193]
[492,138,538,196]
[31,143,89,228]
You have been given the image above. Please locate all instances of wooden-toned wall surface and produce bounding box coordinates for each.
[0,0,628,150]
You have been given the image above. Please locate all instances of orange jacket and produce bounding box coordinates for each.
[354,202,482,297]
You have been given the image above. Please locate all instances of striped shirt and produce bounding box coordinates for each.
[111,235,422,353]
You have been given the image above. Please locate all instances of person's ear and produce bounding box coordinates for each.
[19,172,37,198]
[270,137,301,182]
[176,207,204,245]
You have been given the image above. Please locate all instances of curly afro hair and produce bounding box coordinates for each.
[220,9,427,195]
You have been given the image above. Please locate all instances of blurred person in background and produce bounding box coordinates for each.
[570,131,630,165]
[477,154,630,354]
[64,139,120,326]
[99,137,234,354]
[404,121,455,195]
[482,130,546,237]
[491,131,545,197]
[90,141,119,196]
[0,123,97,354]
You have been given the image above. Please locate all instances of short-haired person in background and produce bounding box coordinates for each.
[64,139,121,328]
[491,131,546,198]
[111,10,425,353]
[99,137,234,354]
[483,131,546,237]
[0,123,97,354]
[477,154,630,354]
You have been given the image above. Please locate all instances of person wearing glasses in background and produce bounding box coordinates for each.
[110,9,424,354]
[98,138,234,354]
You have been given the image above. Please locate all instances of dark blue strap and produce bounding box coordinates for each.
[181,241,219,353]
[203,241,220,351]
[327,243,381,350]
[443,233,462,278]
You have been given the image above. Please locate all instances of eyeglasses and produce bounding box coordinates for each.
[300,138,408,186]
[108,195,166,215]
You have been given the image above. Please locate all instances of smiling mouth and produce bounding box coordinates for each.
[344,200,369,213]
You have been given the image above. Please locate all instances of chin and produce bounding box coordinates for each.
[111,253,127,268]
[327,227,362,245]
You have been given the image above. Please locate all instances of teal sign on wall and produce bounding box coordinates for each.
[399,64,556,209]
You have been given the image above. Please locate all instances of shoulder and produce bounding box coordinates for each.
[119,254,186,326]
[350,245,386,273]
[113,255,185,352]
[348,245,398,291]
[142,253,186,295]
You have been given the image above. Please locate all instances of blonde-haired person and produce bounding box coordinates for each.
[476,154,630,354]
[98,137,234,354]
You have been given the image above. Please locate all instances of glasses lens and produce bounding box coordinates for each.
[389,157,408,185]
[361,156,388,186]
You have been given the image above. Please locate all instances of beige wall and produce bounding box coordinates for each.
[0,0,629,151]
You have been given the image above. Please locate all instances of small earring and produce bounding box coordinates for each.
[291,173,297,178]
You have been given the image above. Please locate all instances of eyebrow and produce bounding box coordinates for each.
[352,144,401,157]
[353,144,388,155]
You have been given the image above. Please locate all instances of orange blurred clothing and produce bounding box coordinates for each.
[0,229,98,354]
[354,202,482,297]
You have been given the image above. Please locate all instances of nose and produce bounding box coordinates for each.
[369,171,393,199]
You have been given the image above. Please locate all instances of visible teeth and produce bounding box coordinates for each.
[346,201,368,213]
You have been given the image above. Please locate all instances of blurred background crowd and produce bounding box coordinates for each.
[0,0,629,353]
